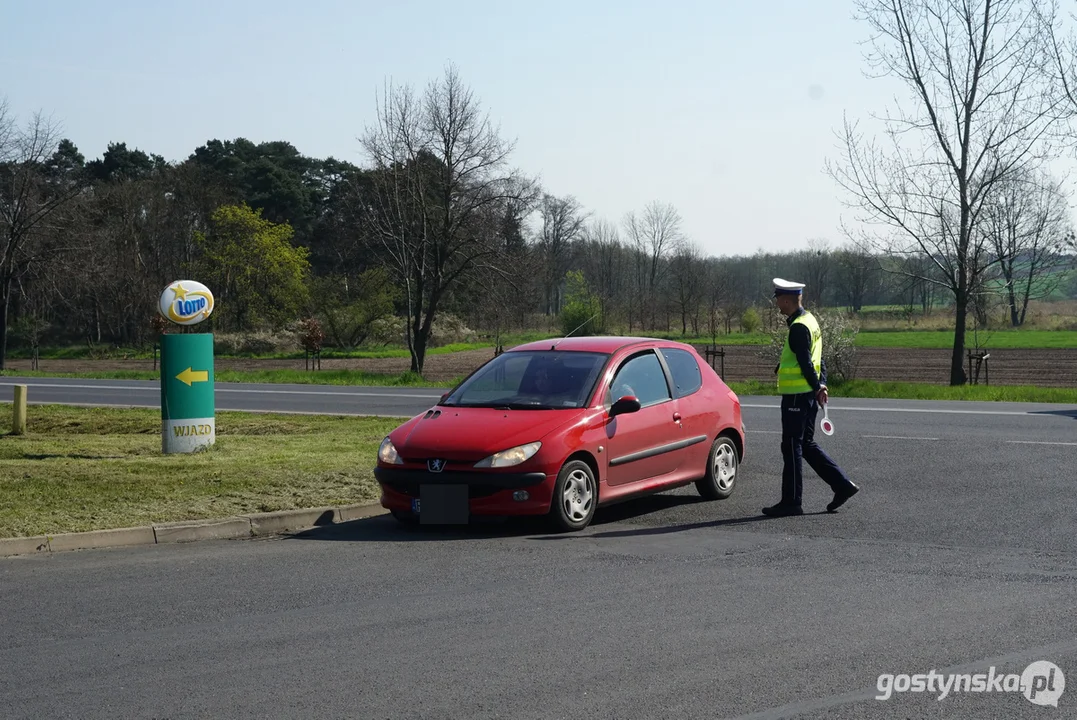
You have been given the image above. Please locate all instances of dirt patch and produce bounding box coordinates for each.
[4,346,1075,387]
[689,345,1077,388]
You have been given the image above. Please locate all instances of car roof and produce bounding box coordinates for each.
[508,336,692,354]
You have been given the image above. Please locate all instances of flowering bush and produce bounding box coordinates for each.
[758,308,861,384]
[298,317,325,353]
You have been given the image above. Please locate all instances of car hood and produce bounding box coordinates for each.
[393,406,581,462]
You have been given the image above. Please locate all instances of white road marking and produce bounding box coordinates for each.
[1006,440,1077,446]
[861,435,939,440]
[741,402,1069,417]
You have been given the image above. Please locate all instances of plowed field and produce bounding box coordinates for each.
[5,345,1076,387]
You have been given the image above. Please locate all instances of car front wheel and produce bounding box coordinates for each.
[549,460,597,532]
[696,435,738,500]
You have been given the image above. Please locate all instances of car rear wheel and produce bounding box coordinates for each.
[549,460,597,532]
[696,435,738,500]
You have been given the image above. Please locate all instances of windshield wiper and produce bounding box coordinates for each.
[450,401,555,410]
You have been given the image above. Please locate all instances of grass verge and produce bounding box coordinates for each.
[0,405,400,539]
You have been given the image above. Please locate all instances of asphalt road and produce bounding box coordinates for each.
[2,377,1076,718]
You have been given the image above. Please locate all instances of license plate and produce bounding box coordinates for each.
[411,498,420,513]
[419,484,468,524]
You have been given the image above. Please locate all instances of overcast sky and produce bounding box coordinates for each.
[3,0,1076,259]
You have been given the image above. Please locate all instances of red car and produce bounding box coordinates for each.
[374,336,746,531]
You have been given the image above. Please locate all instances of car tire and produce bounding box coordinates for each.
[696,435,738,500]
[548,459,597,532]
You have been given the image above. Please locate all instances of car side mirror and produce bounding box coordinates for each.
[610,395,641,417]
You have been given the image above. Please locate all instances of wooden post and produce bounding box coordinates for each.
[12,384,27,435]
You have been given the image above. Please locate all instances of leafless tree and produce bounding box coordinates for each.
[577,218,627,329]
[668,240,706,335]
[797,238,833,308]
[0,103,85,368]
[833,241,881,312]
[827,0,1066,384]
[980,168,1073,325]
[623,200,683,330]
[357,64,535,375]
[537,193,587,315]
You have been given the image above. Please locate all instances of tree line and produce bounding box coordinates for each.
[4,1,1077,382]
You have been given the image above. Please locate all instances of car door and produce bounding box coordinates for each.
[658,346,713,467]
[602,349,686,487]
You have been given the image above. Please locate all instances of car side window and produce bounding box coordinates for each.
[608,351,671,407]
[660,348,703,398]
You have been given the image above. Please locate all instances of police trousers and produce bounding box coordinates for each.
[780,391,853,507]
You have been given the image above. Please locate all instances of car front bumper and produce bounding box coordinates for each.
[374,466,555,516]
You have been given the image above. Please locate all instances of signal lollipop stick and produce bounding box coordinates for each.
[820,402,834,436]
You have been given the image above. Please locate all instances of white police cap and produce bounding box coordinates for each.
[773,277,805,296]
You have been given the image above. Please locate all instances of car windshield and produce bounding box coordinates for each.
[441,350,609,409]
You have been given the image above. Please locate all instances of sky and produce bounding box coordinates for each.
[2,0,1072,259]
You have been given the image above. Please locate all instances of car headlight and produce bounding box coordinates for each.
[474,441,541,468]
[378,437,404,465]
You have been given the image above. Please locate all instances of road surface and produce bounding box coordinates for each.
[2,377,1076,718]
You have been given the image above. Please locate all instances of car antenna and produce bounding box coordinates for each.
[552,312,600,349]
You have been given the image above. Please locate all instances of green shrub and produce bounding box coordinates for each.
[741,307,761,334]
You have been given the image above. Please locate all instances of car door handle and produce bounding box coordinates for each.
[673,412,681,422]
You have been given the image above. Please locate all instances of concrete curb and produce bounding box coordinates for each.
[0,501,388,558]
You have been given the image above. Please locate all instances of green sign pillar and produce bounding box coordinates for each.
[160,333,215,453]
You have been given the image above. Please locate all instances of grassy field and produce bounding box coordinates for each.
[9,324,1077,362]
[0,405,398,539]
[851,329,1077,348]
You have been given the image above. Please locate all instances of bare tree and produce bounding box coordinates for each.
[981,168,1073,325]
[623,200,683,330]
[536,193,587,315]
[834,241,880,312]
[577,218,627,329]
[668,240,706,335]
[798,238,833,308]
[826,0,1065,384]
[357,64,535,375]
[0,103,84,368]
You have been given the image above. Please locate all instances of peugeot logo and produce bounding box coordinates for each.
[427,458,445,473]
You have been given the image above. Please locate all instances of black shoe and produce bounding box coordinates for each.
[827,483,860,512]
[762,503,804,517]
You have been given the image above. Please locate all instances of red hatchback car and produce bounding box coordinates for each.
[374,336,746,531]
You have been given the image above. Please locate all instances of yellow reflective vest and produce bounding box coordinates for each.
[778,310,822,394]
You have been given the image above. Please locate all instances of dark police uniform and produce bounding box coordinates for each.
[764,278,859,517]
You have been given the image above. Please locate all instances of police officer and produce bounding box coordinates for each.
[763,278,859,517]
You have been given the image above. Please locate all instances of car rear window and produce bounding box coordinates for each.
[660,347,703,398]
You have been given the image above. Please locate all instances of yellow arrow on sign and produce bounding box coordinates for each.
[176,367,209,386]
